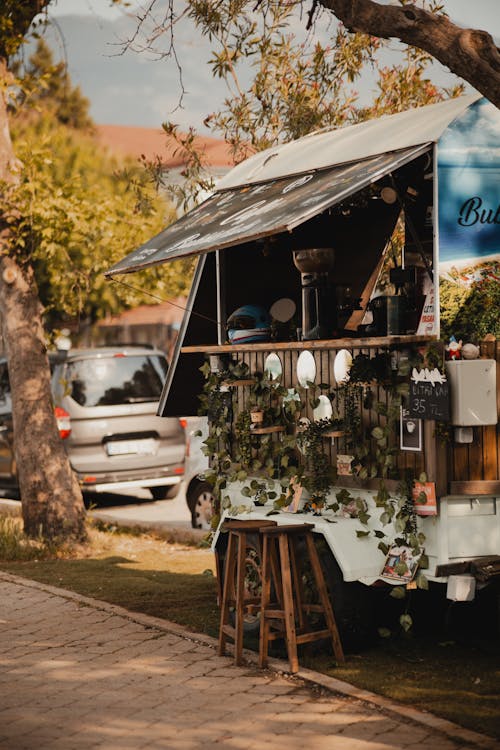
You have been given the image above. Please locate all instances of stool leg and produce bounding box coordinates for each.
[305,533,345,663]
[279,533,299,673]
[289,535,306,632]
[259,534,272,668]
[218,532,236,657]
[234,531,247,665]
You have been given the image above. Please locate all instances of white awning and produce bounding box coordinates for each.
[217,95,480,189]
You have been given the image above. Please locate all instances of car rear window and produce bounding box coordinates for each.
[64,354,168,407]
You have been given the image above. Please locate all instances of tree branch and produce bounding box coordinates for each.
[319,0,500,108]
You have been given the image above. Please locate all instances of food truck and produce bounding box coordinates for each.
[106,94,500,640]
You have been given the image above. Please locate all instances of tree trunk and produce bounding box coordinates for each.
[320,0,500,110]
[0,58,87,542]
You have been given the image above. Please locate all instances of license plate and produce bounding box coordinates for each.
[106,438,157,456]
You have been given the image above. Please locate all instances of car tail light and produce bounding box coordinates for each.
[54,406,71,439]
[179,418,188,430]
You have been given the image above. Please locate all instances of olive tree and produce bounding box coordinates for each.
[0,3,181,541]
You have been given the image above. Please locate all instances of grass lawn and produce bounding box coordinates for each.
[1,522,499,740]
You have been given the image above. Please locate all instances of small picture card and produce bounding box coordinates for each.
[284,476,303,513]
[412,481,437,516]
[400,406,422,452]
[337,454,354,476]
[381,545,423,583]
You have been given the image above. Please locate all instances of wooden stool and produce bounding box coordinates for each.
[218,518,277,665]
[259,523,345,673]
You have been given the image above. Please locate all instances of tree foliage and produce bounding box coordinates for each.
[318,0,500,109]
[138,0,462,207]
[0,3,190,542]
[11,37,93,130]
[6,39,193,333]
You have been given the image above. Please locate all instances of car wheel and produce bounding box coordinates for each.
[186,480,214,530]
[150,484,181,501]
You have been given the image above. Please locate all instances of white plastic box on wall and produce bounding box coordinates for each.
[445,359,497,426]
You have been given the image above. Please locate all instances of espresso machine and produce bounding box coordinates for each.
[293,248,336,340]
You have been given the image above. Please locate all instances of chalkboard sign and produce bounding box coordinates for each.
[409,378,450,421]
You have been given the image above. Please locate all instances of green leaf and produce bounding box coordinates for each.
[418,553,429,570]
[356,530,370,538]
[395,561,409,576]
[415,572,429,590]
[399,613,413,632]
[390,586,406,600]
[378,627,392,638]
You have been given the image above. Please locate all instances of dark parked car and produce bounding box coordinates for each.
[0,346,185,500]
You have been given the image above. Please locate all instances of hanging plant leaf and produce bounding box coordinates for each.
[419,553,429,569]
[395,561,409,576]
[399,613,413,632]
[415,572,429,590]
[356,530,370,538]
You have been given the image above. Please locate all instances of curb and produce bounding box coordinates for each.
[1,570,498,750]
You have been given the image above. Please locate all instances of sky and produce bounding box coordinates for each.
[41,0,500,131]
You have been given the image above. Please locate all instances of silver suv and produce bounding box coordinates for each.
[0,346,185,500]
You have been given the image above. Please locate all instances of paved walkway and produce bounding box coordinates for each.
[0,572,498,750]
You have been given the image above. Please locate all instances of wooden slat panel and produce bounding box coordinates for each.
[216,337,499,496]
[468,427,484,481]
[482,425,500,481]
[450,480,500,495]
[453,444,470,482]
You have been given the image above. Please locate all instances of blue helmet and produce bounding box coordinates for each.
[227,305,271,344]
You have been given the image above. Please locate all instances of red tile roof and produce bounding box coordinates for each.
[95,124,234,168]
[98,300,185,327]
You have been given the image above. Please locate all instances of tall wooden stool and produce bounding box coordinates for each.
[259,523,345,673]
[218,518,277,665]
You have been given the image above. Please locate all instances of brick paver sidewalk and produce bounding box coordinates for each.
[0,572,497,750]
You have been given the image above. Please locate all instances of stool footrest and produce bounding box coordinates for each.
[262,609,285,619]
[301,604,324,613]
[221,624,236,637]
[296,629,332,645]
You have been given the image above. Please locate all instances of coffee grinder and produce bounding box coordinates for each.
[293,247,336,340]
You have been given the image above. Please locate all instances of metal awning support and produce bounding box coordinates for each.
[106,144,431,277]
